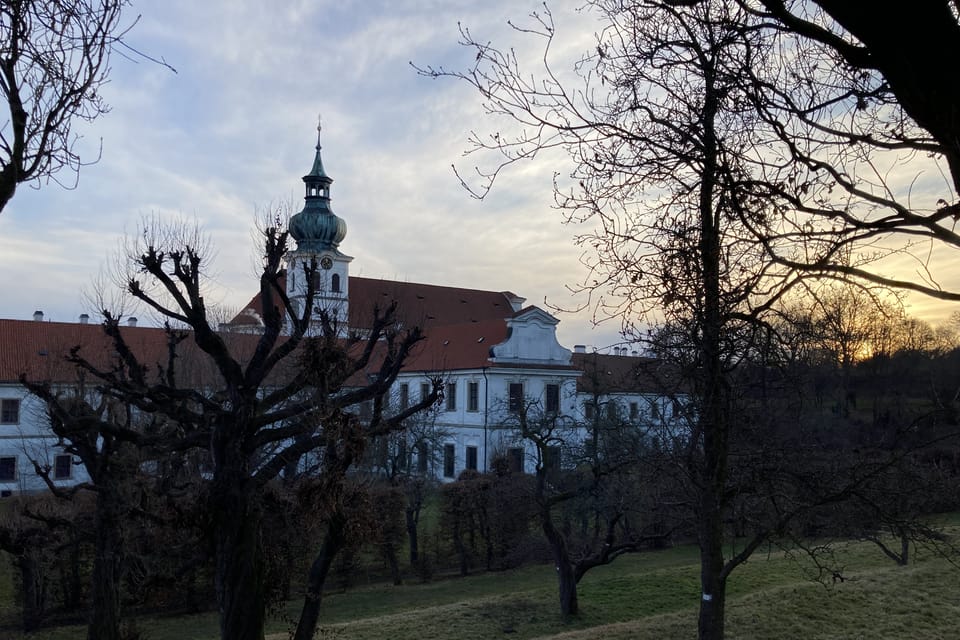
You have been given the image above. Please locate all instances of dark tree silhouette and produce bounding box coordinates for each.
[63,221,440,640]
[749,1,960,197]
[0,496,77,632]
[503,377,675,617]
[419,2,960,637]
[22,376,147,640]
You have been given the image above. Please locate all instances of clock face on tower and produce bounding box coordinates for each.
[320,256,333,270]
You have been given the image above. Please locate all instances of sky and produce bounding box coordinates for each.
[0,0,628,350]
[0,0,956,351]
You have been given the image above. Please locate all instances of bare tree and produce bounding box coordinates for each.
[0,1,159,213]
[419,3,796,635]
[61,221,440,640]
[361,404,449,568]
[743,1,960,198]
[0,495,80,632]
[418,2,960,638]
[22,373,148,640]
[502,385,672,617]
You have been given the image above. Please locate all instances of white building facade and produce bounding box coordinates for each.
[0,130,682,495]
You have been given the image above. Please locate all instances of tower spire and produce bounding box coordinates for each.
[307,113,330,183]
[289,119,346,251]
[285,119,353,337]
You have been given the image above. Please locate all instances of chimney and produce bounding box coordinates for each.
[79,314,89,325]
[574,344,586,354]
[127,317,138,328]
[33,310,43,322]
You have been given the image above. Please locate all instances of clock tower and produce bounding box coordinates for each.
[286,121,352,335]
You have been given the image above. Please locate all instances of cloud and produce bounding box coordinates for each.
[1,0,954,355]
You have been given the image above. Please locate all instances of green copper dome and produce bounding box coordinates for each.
[289,125,347,251]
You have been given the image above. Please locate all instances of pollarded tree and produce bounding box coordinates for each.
[63,219,441,640]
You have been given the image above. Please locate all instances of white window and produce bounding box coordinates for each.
[0,456,16,481]
[54,455,72,480]
[1,398,20,424]
[508,448,524,474]
[443,443,456,478]
[509,383,524,413]
[418,442,429,474]
[467,382,479,412]
[445,382,457,412]
[545,384,560,414]
[466,446,478,471]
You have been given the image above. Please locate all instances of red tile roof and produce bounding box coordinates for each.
[228,276,541,372]
[351,278,522,329]
[233,274,521,330]
[399,318,508,373]
[572,352,680,395]
[0,319,173,383]
[0,314,506,388]
[0,319,286,386]
[1,319,669,395]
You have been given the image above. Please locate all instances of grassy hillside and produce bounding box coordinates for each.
[5,532,957,640]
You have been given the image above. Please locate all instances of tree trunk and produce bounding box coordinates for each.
[696,69,728,640]
[697,567,727,640]
[293,515,347,640]
[16,550,46,632]
[899,527,910,566]
[213,474,266,640]
[557,561,579,617]
[541,500,578,616]
[60,538,83,612]
[405,505,419,565]
[452,521,469,576]
[697,492,727,640]
[383,543,402,586]
[87,485,124,640]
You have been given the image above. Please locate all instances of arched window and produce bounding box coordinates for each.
[331,273,341,293]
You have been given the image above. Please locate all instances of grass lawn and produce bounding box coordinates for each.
[5,534,958,640]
